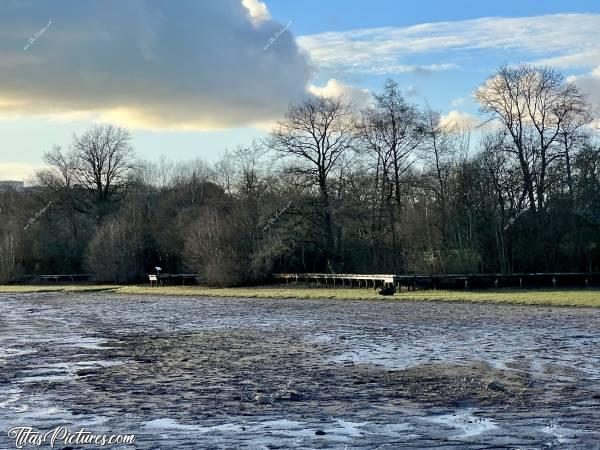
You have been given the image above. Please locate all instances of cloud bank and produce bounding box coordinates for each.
[297,14,600,76]
[0,0,311,130]
[3,6,600,133]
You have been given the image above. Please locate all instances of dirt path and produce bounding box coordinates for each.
[1,293,599,448]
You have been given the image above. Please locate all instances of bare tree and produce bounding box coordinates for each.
[213,150,236,196]
[475,65,591,213]
[357,80,423,270]
[558,108,593,201]
[136,155,176,189]
[172,158,216,208]
[477,132,526,273]
[70,125,136,203]
[232,141,271,198]
[269,96,356,268]
[39,145,75,189]
[156,155,176,189]
[420,108,459,229]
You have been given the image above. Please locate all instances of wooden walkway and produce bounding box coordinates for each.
[149,273,205,286]
[20,274,92,283]
[273,272,600,290]
[274,273,395,288]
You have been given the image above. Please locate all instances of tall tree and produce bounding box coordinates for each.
[269,96,355,269]
[70,125,136,204]
[420,108,461,236]
[357,80,423,270]
[475,65,591,213]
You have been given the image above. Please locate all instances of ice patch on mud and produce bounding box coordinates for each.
[0,387,27,412]
[144,418,314,439]
[331,343,413,368]
[0,347,36,362]
[17,360,127,385]
[145,418,312,436]
[305,333,335,343]
[62,336,112,350]
[145,418,245,433]
[327,419,365,437]
[16,374,73,384]
[0,383,109,432]
[425,409,497,438]
[328,326,600,384]
[541,423,578,445]
[143,416,414,444]
[146,418,212,431]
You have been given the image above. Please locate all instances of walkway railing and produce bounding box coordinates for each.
[273,272,600,290]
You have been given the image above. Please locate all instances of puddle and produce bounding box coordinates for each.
[426,409,497,438]
[145,418,208,431]
[541,423,578,445]
[0,347,36,361]
[16,374,74,384]
[141,416,416,446]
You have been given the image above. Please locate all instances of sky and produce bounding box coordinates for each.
[1,0,600,182]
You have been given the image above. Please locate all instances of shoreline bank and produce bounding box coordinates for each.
[0,285,599,307]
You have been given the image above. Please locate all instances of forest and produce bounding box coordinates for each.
[1,64,599,286]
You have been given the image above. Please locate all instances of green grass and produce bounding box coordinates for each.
[0,285,119,294]
[1,284,599,307]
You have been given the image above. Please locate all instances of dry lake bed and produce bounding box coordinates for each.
[1,292,599,449]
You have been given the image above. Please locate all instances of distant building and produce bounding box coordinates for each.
[0,180,25,191]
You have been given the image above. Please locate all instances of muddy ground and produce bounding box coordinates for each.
[1,293,599,449]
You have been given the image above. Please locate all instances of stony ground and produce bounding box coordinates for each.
[1,293,599,449]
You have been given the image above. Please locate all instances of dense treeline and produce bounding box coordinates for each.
[1,65,600,285]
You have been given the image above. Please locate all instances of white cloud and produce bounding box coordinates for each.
[568,66,600,109]
[242,0,271,24]
[0,0,310,131]
[536,50,600,69]
[440,110,502,134]
[308,79,373,109]
[298,14,600,76]
[440,110,481,131]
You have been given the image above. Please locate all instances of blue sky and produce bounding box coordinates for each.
[1,0,600,181]
[268,0,600,34]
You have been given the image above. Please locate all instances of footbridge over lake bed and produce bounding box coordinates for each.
[273,272,600,291]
